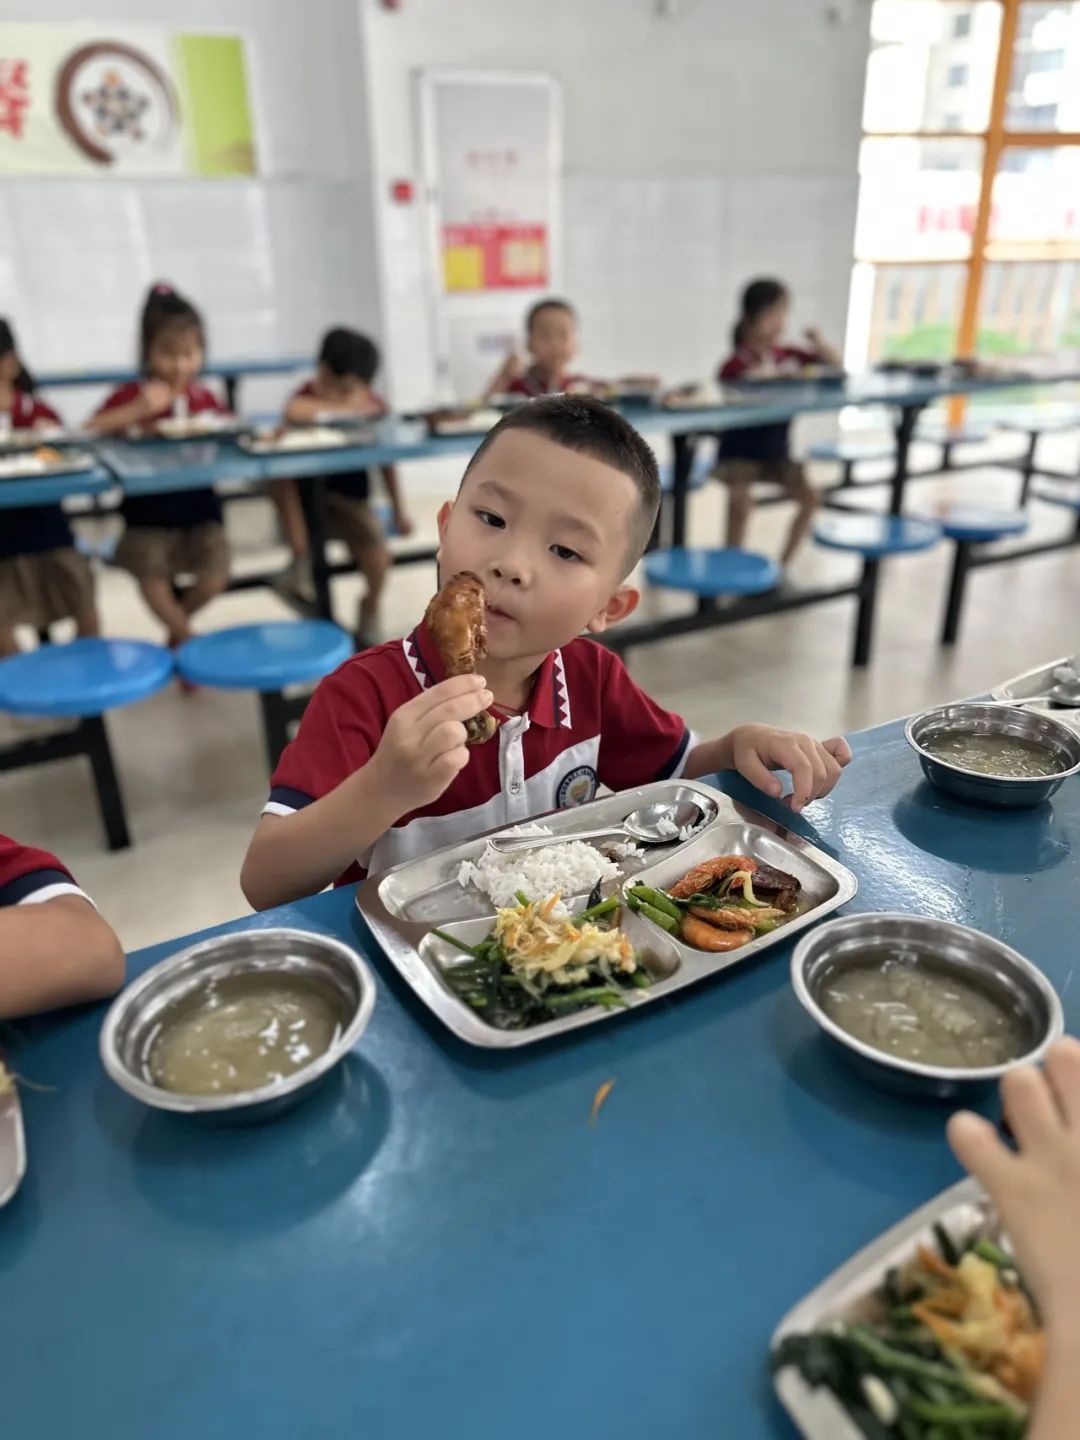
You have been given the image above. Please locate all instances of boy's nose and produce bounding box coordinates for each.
[491,557,527,587]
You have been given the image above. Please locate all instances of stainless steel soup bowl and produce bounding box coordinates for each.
[905,702,1080,809]
[791,912,1063,1101]
[100,928,376,1121]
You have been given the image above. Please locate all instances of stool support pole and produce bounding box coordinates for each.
[670,434,696,548]
[941,540,973,646]
[82,715,131,852]
[852,557,881,668]
[258,690,314,771]
[1018,431,1038,508]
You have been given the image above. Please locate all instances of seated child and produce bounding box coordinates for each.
[949,1036,1080,1440]
[0,833,124,1017]
[0,318,99,656]
[241,395,851,910]
[277,328,412,648]
[717,278,842,567]
[87,283,230,648]
[484,298,596,399]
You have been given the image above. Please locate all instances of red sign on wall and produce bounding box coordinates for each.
[442,222,548,292]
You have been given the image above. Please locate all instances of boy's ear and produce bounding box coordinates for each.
[436,500,453,547]
[586,585,639,635]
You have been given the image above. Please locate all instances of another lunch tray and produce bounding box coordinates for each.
[992,654,1080,735]
[772,1179,996,1440]
[0,448,98,480]
[355,779,858,1049]
[236,430,359,456]
[0,1065,27,1208]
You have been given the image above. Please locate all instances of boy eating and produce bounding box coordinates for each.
[241,396,851,910]
[483,298,594,399]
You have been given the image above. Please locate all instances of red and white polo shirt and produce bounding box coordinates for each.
[0,835,90,908]
[5,391,62,430]
[265,625,695,885]
[95,380,227,529]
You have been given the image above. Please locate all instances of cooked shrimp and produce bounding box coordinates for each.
[680,915,753,951]
[668,855,756,900]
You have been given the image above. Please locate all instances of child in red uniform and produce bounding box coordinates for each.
[484,298,596,399]
[87,284,230,647]
[241,395,852,910]
[949,1037,1080,1440]
[0,319,99,657]
[276,328,413,648]
[716,278,842,567]
[0,833,124,1017]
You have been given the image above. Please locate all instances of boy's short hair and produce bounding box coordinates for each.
[319,327,379,383]
[463,395,660,569]
[526,297,576,335]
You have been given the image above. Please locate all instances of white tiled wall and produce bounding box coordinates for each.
[359,0,873,407]
[1,0,873,419]
[0,0,379,416]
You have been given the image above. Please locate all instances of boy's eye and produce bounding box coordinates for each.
[550,543,582,563]
[475,508,505,528]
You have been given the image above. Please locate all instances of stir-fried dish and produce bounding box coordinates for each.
[435,889,649,1028]
[628,854,802,953]
[774,1221,1042,1437]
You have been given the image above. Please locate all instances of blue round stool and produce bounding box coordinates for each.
[933,506,1029,647]
[807,439,895,493]
[658,452,713,493]
[813,513,941,666]
[176,620,353,767]
[645,546,780,605]
[815,512,941,560]
[938,505,1028,545]
[993,411,1080,506]
[0,638,174,850]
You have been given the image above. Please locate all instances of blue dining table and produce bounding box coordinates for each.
[1,711,1076,1439]
[0,463,113,510]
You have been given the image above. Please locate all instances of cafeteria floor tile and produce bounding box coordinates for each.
[3,429,1079,952]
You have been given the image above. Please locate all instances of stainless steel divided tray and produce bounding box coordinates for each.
[772,1179,996,1440]
[356,779,858,1049]
[993,654,1080,735]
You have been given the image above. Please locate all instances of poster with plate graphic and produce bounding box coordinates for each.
[419,70,560,399]
[0,22,256,177]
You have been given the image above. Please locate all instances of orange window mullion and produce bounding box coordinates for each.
[956,0,1020,360]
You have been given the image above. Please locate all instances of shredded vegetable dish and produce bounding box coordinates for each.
[434,889,649,1028]
[773,1220,1042,1438]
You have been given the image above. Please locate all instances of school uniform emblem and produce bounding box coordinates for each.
[556,765,597,808]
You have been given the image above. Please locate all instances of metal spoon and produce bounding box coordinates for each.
[488,797,711,854]
[1022,678,1080,709]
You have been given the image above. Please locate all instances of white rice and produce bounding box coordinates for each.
[457,825,622,910]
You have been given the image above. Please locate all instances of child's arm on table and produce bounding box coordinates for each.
[284,391,326,425]
[803,327,843,367]
[241,674,491,911]
[948,1038,1080,1440]
[87,378,176,435]
[683,725,852,812]
[483,349,524,399]
[0,898,124,1018]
